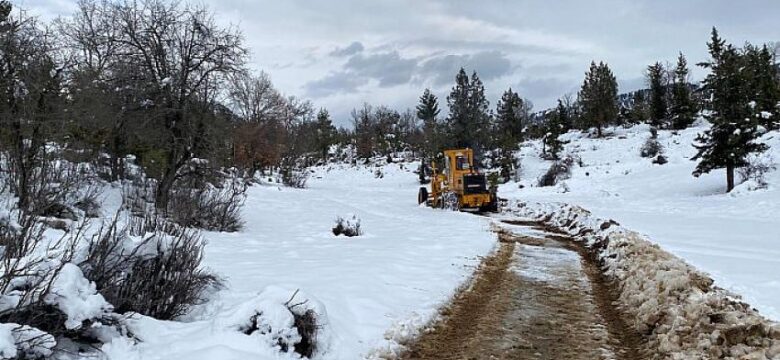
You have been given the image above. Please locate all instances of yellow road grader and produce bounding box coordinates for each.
[417,148,498,212]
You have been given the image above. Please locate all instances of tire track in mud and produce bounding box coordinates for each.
[400,221,647,360]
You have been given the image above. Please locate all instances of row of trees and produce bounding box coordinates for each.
[0,0,342,216]
[533,28,779,194]
[349,68,530,179]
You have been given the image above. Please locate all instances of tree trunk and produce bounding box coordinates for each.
[726,163,735,193]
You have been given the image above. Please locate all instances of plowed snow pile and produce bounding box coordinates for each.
[502,201,780,359]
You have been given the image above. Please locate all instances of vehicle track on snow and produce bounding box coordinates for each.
[401,221,647,360]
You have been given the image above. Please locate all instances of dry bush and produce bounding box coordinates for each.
[79,215,222,320]
[0,215,103,342]
[168,177,247,232]
[123,173,247,233]
[538,156,575,187]
[238,289,324,358]
[280,166,308,188]
[9,155,99,221]
[738,156,776,188]
[332,215,361,237]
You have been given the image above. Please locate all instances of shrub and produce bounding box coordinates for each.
[332,215,361,237]
[653,155,668,165]
[168,177,247,232]
[281,167,308,188]
[738,156,776,188]
[79,216,222,320]
[0,215,115,352]
[538,156,575,187]
[640,137,664,158]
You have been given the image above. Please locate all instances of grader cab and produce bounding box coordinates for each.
[417,148,498,212]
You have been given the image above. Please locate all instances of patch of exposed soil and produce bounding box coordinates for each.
[401,223,647,360]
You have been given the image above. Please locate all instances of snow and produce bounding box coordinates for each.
[44,263,112,330]
[0,324,56,359]
[500,122,780,321]
[0,325,16,359]
[102,162,496,359]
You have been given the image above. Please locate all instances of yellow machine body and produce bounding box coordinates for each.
[420,148,497,212]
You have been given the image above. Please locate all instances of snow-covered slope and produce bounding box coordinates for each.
[500,122,780,320]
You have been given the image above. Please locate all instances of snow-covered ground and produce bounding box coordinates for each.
[107,163,496,359]
[500,122,780,320]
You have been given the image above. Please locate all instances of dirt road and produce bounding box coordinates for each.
[401,222,646,360]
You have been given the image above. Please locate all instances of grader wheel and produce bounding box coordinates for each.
[418,187,429,205]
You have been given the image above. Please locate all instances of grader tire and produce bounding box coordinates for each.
[418,187,429,205]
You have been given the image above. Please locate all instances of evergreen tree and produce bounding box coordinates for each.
[743,44,780,129]
[579,61,618,137]
[495,88,524,144]
[647,62,668,127]
[494,88,524,179]
[669,53,697,129]
[543,100,568,160]
[446,68,490,150]
[630,91,649,123]
[315,108,336,159]
[416,88,441,159]
[693,28,768,192]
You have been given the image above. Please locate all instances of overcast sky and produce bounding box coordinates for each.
[20,0,780,127]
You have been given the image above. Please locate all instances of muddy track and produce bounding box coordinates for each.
[400,221,647,360]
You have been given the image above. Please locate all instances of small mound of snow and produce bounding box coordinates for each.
[44,263,113,330]
[220,286,332,358]
[729,179,767,196]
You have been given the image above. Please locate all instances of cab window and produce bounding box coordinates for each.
[456,156,470,170]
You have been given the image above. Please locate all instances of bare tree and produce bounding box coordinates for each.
[111,0,246,210]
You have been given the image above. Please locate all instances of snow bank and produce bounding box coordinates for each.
[505,200,780,359]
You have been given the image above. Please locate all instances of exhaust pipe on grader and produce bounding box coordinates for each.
[418,148,498,212]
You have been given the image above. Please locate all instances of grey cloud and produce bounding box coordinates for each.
[344,51,418,87]
[305,71,368,97]
[306,49,517,98]
[419,51,513,85]
[516,77,577,102]
[330,42,365,57]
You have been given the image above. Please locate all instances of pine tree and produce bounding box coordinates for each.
[693,28,768,192]
[647,62,667,127]
[446,68,490,150]
[315,108,336,159]
[494,88,524,179]
[495,88,524,144]
[416,88,441,160]
[743,44,780,129]
[669,53,697,130]
[543,100,568,160]
[630,91,649,123]
[579,61,618,137]
[468,71,491,150]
